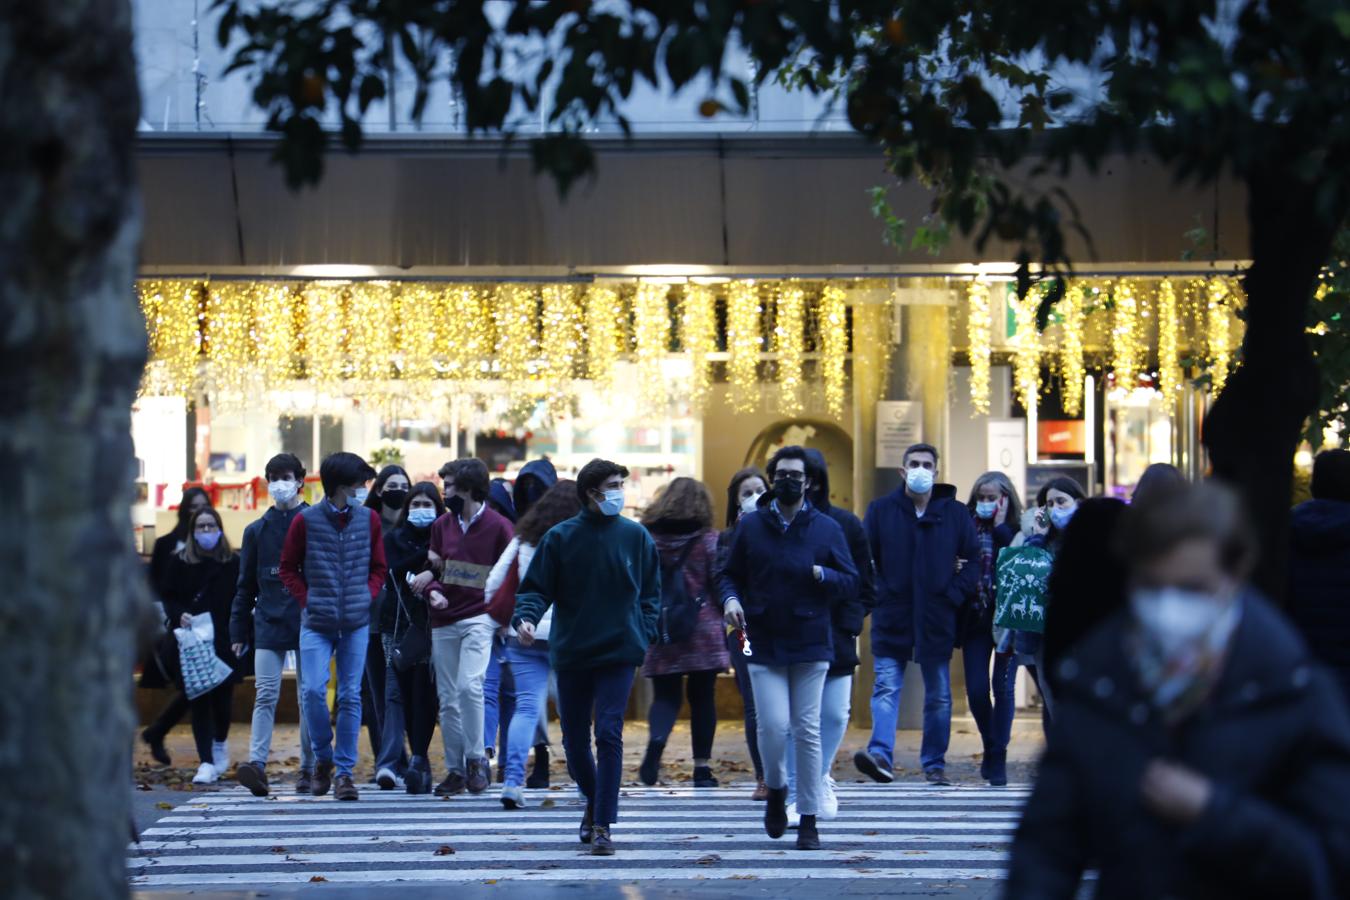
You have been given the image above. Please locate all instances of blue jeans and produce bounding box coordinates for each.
[483,638,516,758]
[867,655,952,772]
[557,663,635,828]
[502,641,551,787]
[961,628,1016,752]
[299,624,368,778]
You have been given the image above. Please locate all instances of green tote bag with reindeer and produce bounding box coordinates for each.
[993,545,1054,634]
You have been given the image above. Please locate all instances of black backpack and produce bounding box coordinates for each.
[658,538,703,646]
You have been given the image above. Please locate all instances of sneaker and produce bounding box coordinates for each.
[638,740,664,786]
[295,770,313,795]
[212,741,230,775]
[692,765,719,788]
[853,750,894,784]
[526,744,550,789]
[764,787,788,839]
[591,825,615,856]
[501,784,526,809]
[434,771,466,797]
[796,814,821,850]
[334,774,360,801]
[751,780,769,802]
[191,762,218,785]
[786,801,801,830]
[311,761,334,797]
[236,762,270,797]
[466,759,489,794]
[579,803,595,845]
[376,767,398,791]
[820,775,839,821]
[141,730,171,766]
[925,767,952,786]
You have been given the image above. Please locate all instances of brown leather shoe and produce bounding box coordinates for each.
[752,780,769,801]
[334,774,360,801]
[295,770,312,794]
[236,762,270,798]
[466,758,489,794]
[311,761,333,797]
[434,771,466,796]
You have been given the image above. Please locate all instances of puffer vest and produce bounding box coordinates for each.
[300,502,373,636]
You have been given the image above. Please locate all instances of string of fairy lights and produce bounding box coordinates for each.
[962,276,1246,417]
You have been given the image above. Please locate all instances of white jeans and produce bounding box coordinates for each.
[249,649,314,771]
[432,615,495,773]
[788,672,852,803]
[749,660,829,816]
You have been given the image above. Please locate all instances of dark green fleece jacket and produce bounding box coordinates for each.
[512,509,660,672]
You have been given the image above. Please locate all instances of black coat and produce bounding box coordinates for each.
[804,448,877,676]
[381,522,433,640]
[956,520,1015,646]
[1288,498,1350,704]
[156,553,242,672]
[1007,595,1350,899]
[229,503,307,652]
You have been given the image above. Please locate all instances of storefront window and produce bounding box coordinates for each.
[1105,387,1173,498]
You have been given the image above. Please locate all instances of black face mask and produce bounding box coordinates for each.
[381,489,409,510]
[773,478,805,504]
[447,495,466,517]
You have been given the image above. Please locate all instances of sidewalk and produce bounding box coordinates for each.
[133,718,1045,790]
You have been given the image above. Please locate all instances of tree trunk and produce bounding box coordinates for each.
[0,3,146,898]
[1202,170,1334,605]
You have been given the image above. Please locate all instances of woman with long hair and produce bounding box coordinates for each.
[719,466,770,800]
[156,507,240,784]
[962,471,1023,785]
[637,478,729,788]
[363,464,412,787]
[491,480,582,809]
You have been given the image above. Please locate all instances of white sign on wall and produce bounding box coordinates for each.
[876,401,924,469]
[987,418,1028,501]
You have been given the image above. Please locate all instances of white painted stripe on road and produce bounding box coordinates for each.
[131,848,1010,867]
[133,832,1016,851]
[142,820,1016,836]
[189,786,1032,802]
[159,810,1020,824]
[181,797,1027,811]
[129,866,1009,886]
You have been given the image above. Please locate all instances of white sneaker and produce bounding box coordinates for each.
[786,801,802,829]
[192,762,218,785]
[212,741,230,774]
[376,767,398,790]
[500,785,527,809]
[820,775,839,821]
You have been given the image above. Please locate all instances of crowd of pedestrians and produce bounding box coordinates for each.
[138,441,1350,886]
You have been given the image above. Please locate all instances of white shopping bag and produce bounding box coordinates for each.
[175,613,233,699]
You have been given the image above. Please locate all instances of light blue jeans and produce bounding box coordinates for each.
[249,649,315,772]
[867,656,952,772]
[299,624,369,777]
[749,661,829,817]
[787,672,852,804]
[502,641,552,787]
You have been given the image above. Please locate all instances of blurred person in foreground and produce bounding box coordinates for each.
[1288,448,1350,705]
[1007,481,1350,899]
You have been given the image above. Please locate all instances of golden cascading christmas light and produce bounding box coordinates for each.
[1012,289,1042,410]
[633,281,671,412]
[1059,283,1086,417]
[540,284,582,414]
[1111,280,1142,391]
[818,283,848,419]
[585,285,622,391]
[493,284,539,396]
[1207,279,1233,395]
[726,280,763,414]
[774,281,806,415]
[680,283,717,412]
[1156,278,1182,403]
[966,279,992,415]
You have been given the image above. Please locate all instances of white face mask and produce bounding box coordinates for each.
[906,467,934,495]
[1130,586,1241,713]
[268,479,299,505]
[740,492,764,516]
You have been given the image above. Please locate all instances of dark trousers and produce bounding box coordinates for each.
[362,631,386,760]
[190,681,234,765]
[961,628,1016,752]
[728,631,763,779]
[144,691,189,742]
[557,663,636,828]
[394,661,439,758]
[648,670,719,760]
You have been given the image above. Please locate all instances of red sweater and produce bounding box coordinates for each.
[279,503,389,608]
[417,504,514,628]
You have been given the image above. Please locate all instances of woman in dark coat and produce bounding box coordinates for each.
[638,477,729,788]
[381,482,445,794]
[1008,482,1350,899]
[155,506,241,784]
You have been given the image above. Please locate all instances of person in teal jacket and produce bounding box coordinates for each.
[513,458,660,858]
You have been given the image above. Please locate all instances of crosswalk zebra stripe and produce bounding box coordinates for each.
[143,820,1017,835]
[132,848,1012,867]
[134,832,1017,851]
[132,868,1011,886]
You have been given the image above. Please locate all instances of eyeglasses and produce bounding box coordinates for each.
[774,471,806,483]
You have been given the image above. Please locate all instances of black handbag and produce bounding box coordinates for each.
[389,577,431,672]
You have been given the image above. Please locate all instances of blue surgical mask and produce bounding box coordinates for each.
[195,531,222,551]
[975,500,998,520]
[906,467,934,495]
[348,488,369,509]
[1049,505,1077,530]
[407,508,437,529]
[597,489,624,517]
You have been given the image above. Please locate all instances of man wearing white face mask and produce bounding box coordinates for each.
[513,458,661,857]
[1010,482,1350,898]
[859,443,980,787]
[231,453,314,796]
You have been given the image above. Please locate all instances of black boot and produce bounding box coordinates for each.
[692,765,719,788]
[579,803,595,845]
[764,787,788,839]
[638,740,664,786]
[526,744,550,789]
[986,749,1008,787]
[405,756,432,795]
[796,814,821,850]
[141,729,171,766]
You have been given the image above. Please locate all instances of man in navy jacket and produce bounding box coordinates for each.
[858,443,979,785]
[720,446,858,850]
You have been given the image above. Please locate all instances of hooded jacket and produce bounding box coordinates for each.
[804,449,877,676]
[1289,498,1350,702]
[512,458,558,518]
[864,485,981,664]
[230,502,309,651]
[1008,594,1350,899]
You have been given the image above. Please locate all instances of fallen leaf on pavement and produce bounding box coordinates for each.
[309,875,328,883]
[434,846,456,856]
[270,847,287,854]
[136,782,152,791]
[539,799,556,808]
[695,854,722,865]
[154,802,173,810]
